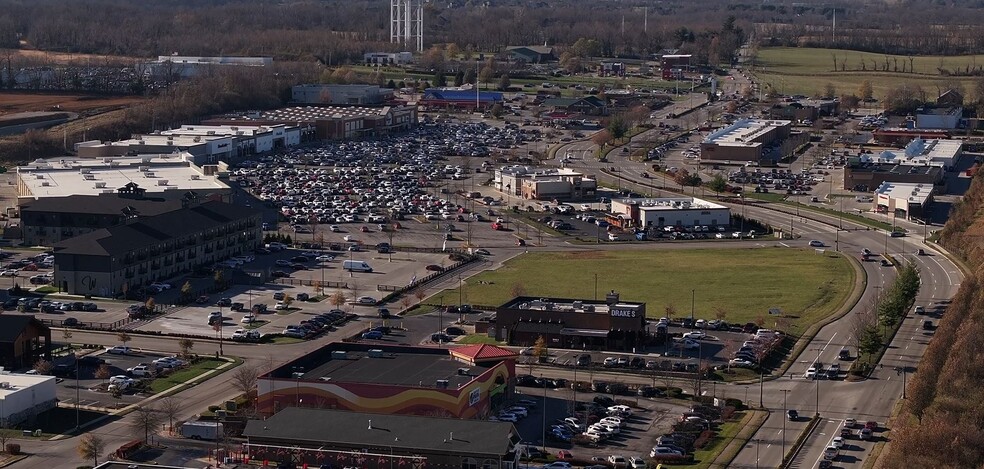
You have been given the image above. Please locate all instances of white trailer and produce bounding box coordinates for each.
[181,421,223,440]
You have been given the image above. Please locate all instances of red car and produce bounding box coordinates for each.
[360,226,370,232]
[491,222,503,230]
[557,450,573,460]
[864,421,878,430]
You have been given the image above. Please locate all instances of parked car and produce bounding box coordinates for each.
[106,346,131,355]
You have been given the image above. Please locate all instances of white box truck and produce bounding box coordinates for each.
[343,260,373,272]
[181,421,223,440]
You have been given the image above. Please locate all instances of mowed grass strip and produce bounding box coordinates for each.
[446,248,853,336]
[147,358,225,393]
[753,46,984,99]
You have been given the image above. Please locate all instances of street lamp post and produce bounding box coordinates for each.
[895,366,907,399]
[74,352,80,431]
[781,389,790,460]
[690,289,695,329]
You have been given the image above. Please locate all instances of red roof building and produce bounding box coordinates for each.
[450,344,518,365]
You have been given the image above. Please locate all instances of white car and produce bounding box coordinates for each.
[496,413,518,422]
[678,339,700,350]
[809,240,825,247]
[804,366,818,379]
[127,364,154,377]
[274,302,288,310]
[241,313,257,323]
[650,447,683,457]
[682,331,706,340]
[316,255,335,262]
[109,375,135,386]
[357,296,377,305]
[342,235,354,242]
[628,457,648,469]
[329,225,341,232]
[608,405,632,416]
[0,270,17,277]
[580,204,591,211]
[607,455,627,466]
[831,436,845,449]
[729,358,755,368]
[106,346,131,355]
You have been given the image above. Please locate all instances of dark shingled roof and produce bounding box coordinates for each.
[0,316,45,343]
[243,408,518,456]
[18,190,225,217]
[53,201,258,256]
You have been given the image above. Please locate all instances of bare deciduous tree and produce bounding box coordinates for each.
[131,404,162,443]
[231,364,261,398]
[77,433,105,466]
[158,396,181,434]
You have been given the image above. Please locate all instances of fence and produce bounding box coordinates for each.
[272,278,349,289]
[41,316,132,331]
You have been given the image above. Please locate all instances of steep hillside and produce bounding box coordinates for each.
[882,173,984,467]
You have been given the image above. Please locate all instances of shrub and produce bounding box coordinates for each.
[693,429,715,449]
[6,443,20,454]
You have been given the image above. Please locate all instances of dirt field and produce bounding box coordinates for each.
[0,92,144,117]
[0,48,144,65]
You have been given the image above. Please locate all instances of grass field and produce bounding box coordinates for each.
[752,47,984,100]
[457,334,504,345]
[439,248,854,335]
[147,358,225,393]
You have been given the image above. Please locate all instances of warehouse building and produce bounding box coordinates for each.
[243,408,520,469]
[364,51,414,65]
[843,162,943,192]
[144,56,272,79]
[873,182,934,220]
[859,138,962,169]
[52,197,261,297]
[76,124,304,162]
[15,154,229,201]
[609,197,731,230]
[493,293,647,351]
[915,106,963,130]
[420,88,504,111]
[700,119,793,163]
[872,128,950,146]
[256,343,515,420]
[291,84,394,105]
[0,371,57,427]
[202,106,417,140]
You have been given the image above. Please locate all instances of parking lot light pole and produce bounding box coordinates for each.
[74,351,80,431]
[292,366,304,406]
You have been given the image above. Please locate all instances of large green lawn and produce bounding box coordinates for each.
[752,47,983,100]
[439,248,854,335]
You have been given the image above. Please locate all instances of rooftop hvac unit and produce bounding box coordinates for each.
[142,157,152,163]
[193,136,201,143]
[187,127,194,130]
[144,172,156,178]
[103,158,113,163]
[331,351,348,360]
[583,305,595,312]
[35,174,44,179]
[544,303,555,311]
[207,131,216,135]
[166,136,174,140]
[138,140,145,145]
[102,189,114,194]
[0,382,8,389]
[230,127,238,131]
[83,174,95,180]
[572,301,583,310]
[457,367,471,376]
[139,166,150,172]
[157,179,169,186]
[528,300,544,309]
[190,175,201,180]
[109,162,120,167]
[40,181,50,187]
[94,182,107,188]
[80,168,91,174]
[435,379,449,389]
[368,349,384,358]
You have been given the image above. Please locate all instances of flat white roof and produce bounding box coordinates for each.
[0,373,55,399]
[703,118,791,147]
[17,153,228,198]
[614,197,728,211]
[874,182,933,205]
[161,124,290,138]
[117,134,228,147]
[499,166,585,178]
[867,138,961,166]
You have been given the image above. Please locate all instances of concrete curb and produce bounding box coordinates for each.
[707,408,770,469]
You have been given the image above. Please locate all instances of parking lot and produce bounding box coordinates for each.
[508,386,694,466]
[53,349,172,410]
